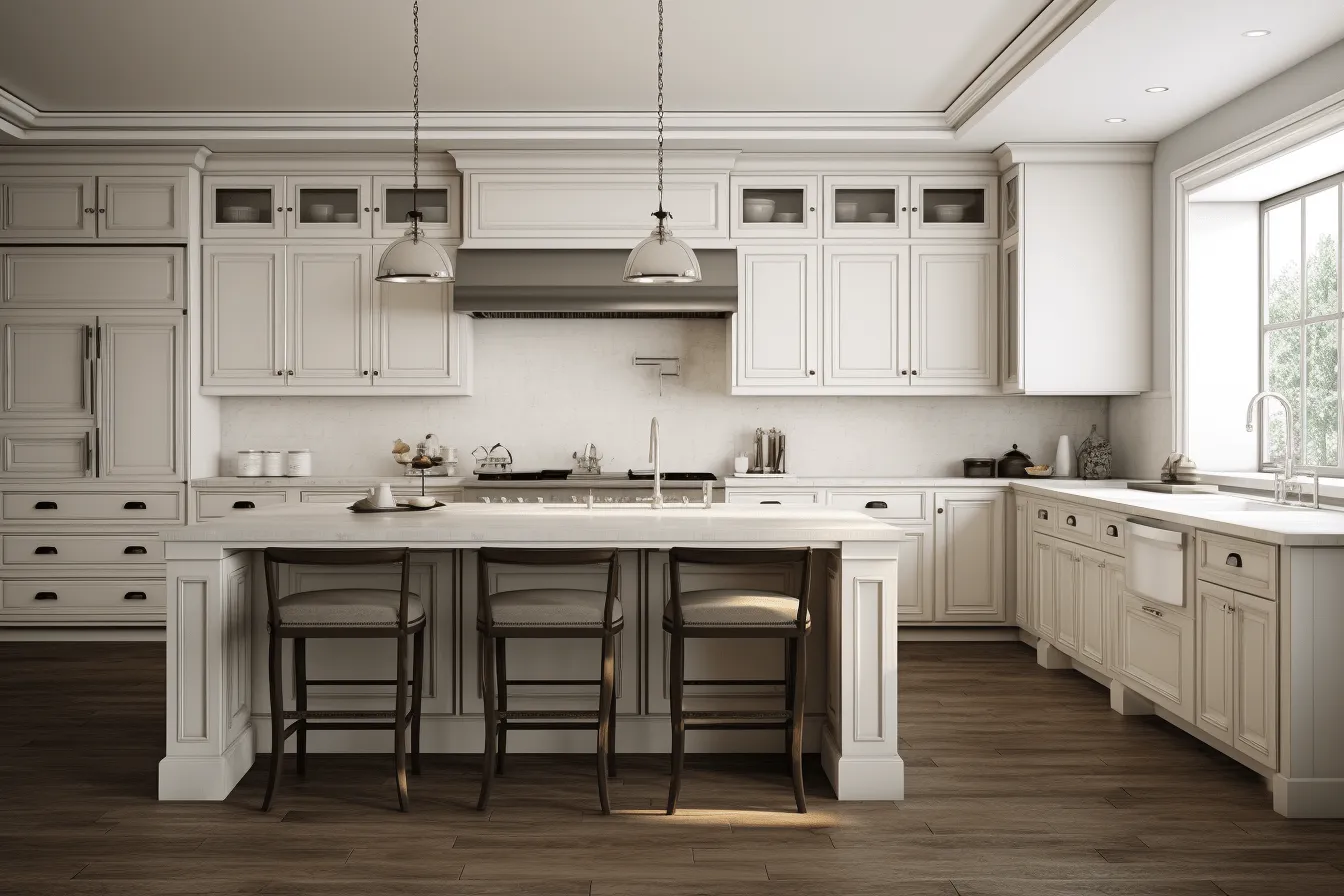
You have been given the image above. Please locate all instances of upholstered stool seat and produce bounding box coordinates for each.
[486,588,623,627]
[280,588,425,627]
[663,588,808,628]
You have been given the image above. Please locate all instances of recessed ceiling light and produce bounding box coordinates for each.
[1242,29,1271,37]
[1145,86,1169,93]
[1105,117,1127,123]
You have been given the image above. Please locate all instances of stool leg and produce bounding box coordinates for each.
[261,628,284,812]
[789,634,808,814]
[666,631,685,815]
[394,633,410,812]
[411,628,425,776]
[596,634,615,814]
[783,641,795,775]
[476,635,498,811]
[294,638,307,778]
[495,637,508,776]
[607,664,618,779]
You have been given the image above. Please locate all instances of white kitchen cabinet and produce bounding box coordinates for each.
[897,526,934,622]
[0,314,93,418]
[372,279,464,387]
[1013,496,1030,631]
[1000,233,1022,392]
[0,425,93,479]
[1116,591,1196,724]
[822,246,910,387]
[1197,581,1236,747]
[1032,531,1057,641]
[910,175,998,239]
[731,175,819,239]
[203,176,287,239]
[97,177,187,239]
[733,245,819,388]
[726,490,820,505]
[0,177,96,238]
[2,247,183,309]
[934,491,1005,623]
[286,246,372,386]
[203,245,286,387]
[98,315,183,480]
[822,175,910,239]
[372,175,461,240]
[1234,590,1277,767]
[1077,547,1107,669]
[286,176,373,237]
[1103,558,1125,676]
[1053,540,1079,655]
[1001,167,1020,238]
[910,244,996,387]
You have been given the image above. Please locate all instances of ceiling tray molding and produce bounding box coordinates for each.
[449,149,741,173]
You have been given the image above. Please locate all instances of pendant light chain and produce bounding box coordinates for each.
[655,0,666,234]
[411,0,421,240]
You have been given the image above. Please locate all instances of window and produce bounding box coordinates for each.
[1261,174,1343,472]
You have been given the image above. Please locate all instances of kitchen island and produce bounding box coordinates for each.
[158,502,904,802]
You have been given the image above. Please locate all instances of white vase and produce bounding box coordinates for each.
[1054,435,1074,478]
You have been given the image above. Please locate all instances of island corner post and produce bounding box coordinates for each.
[157,505,904,803]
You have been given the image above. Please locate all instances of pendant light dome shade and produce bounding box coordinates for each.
[623,212,701,283]
[376,220,455,283]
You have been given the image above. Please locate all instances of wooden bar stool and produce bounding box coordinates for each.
[476,548,621,814]
[260,547,425,812]
[664,547,813,814]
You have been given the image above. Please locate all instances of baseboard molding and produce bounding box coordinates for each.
[899,626,1020,642]
[0,626,166,642]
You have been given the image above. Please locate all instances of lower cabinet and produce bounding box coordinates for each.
[1196,582,1236,746]
[1031,531,1057,641]
[1076,547,1108,669]
[933,491,1006,622]
[1053,540,1080,655]
[896,526,934,622]
[1197,579,1278,766]
[1116,592,1196,724]
[1012,496,1030,631]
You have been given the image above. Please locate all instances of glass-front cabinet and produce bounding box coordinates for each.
[203,176,286,238]
[822,176,910,238]
[286,176,372,236]
[731,176,819,239]
[372,175,461,240]
[910,175,998,239]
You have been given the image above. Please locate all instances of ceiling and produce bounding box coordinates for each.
[0,0,1342,150]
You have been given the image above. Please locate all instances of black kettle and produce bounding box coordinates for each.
[997,444,1033,478]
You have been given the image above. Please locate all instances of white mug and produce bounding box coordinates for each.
[370,483,396,508]
[733,455,750,474]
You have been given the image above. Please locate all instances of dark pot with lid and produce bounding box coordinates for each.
[996,444,1033,478]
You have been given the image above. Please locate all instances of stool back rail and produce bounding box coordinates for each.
[476,547,623,814]
[665,547,813,814]
[261,547,425,812]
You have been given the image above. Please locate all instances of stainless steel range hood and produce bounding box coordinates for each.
[451,249,737,318]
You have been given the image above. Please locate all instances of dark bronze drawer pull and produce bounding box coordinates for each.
[123,501,147,510]
[1037,509,1049,520]
[34,591,58,601]
[123,591,147,601]
[1106,525,1119,537]
[761,500,781,505]
[865,501,888,509]
[34,546,58,555]
[34,501,58,510]
[1225,552,1242,568]
[1065,515,1077,527]
[233,501,256,509]
[123,546,148,555]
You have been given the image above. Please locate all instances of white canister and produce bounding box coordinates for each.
[1054,435,1075,478]
[261,450,285,477]
[236,450,264,477]
[286,449,312,477]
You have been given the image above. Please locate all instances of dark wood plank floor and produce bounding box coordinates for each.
[2,640,1342,895]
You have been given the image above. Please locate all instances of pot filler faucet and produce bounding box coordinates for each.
[649,416,664,509]
[1244,390,1317,507]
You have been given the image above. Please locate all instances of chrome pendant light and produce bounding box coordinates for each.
[377,0,455,284]
[623,0,701,284]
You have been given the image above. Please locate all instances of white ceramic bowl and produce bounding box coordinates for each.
[743,198,776,223]
[406,496,436,508]
[333,212,357,223]
[773,212,800,223]
[221,206,260,223]
[834,200,859,222]
[932,204,965,223]
[866,212,890,223]
[308,203,335,222]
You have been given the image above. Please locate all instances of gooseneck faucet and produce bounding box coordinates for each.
[649,416,663,509]
[1245,391,1295,504]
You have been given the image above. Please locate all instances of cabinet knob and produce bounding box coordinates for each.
[373,207,380,212]
[362,370,369,376]
[123,501,147,510]
[937,507,944,514]
[34,546,58,555]
[84,207,95,213]
[373,370,380,376]
[808,206,815,212]
[275,370,283,376]
[277,207,284,212]
[1225,552,1242,568]
[232,501,256,510]
[900,369,908,376]
[807,369,815,376]
[287,369,294,375]
[123,591,148,601]
[911,206,919,212]
[286,207,293,212]
[34,501,58,510]
[911,369,918,375]
[98,208,105,213]
[123,545,148,555]
[901,206,908,212]
[34,591,58,601]
[364,207,370,212]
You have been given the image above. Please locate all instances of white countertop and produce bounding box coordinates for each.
[724,476,1045,488]
[192,476,718,490]
[163,501,902,550]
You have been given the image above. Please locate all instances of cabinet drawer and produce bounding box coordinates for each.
[1196,532,1276,600]
[1030,500,1057,533]
[827,489,930,522]
[197,490,288,520]
[1097,513,1126,553]
[1055,504,1097,543]
[726,491,820,505]
[2,534,162,566]
[300,490,365,504]
[1,578,166,611]
[2,489,183,523]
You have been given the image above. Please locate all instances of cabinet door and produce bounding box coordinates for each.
[1117,592,1196,723]
[1001,166,1021,238]
[1053,542,1079,654]
[1013,497,1030,630]
[896,526,934,622]
[1103,559,1126,677]
[202,246,286,387]
[1234,591,1277,767]
[98,315,183,479]
[372,279,459,386]
[734,245,819,388]
[203,175,286,239]
[910,175,998,239]
[822,246,910,386]
[1196,581,1235,746]
[1000,233,1023,393]
[0,424,94,478]
[910,244,997,387]
[822,175,910,238]
[372,175,461,240]
[286,176,372,236]
[1078,549,1107,668]
[1,177,96,238]
[3,247,183,310]
[97,176,187,239]
[1032,532,1056,640]
[1,315,94,418]
[287,247,372,386]
[934,491,1006,622]
[731,176,819,238]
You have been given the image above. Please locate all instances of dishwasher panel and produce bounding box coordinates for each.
[1125,519,1186,607]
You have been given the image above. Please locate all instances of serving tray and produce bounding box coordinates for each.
[348,501,447,513]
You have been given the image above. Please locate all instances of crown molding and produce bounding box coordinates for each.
[993,142,1157,167]
[449,149,742,173]
[0,144,211,167]
[730,152,997,173]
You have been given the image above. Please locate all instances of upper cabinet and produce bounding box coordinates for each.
[1,176,187,241]
[733,245,819,388]
[910,175,998,239]
[822,176,910,239]
[732,176,820,239]
[203,174,463,241]
[910,244,996,387]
